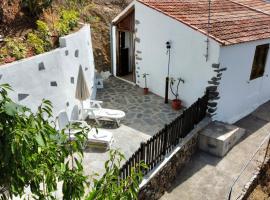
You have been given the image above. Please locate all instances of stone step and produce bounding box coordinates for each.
[199,121,245,157]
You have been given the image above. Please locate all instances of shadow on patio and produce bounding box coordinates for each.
[82,76,183,178]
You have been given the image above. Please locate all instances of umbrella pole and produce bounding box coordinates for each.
[80,100,84,120]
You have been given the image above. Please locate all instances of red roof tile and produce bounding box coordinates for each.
[235,0,270,14]
[137,0,270,45]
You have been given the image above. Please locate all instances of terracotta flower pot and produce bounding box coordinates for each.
[143,88,149,95]
[172,99,182,110]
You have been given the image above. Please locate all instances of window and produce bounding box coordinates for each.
[250,44,269,80]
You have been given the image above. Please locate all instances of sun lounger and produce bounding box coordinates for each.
[57,110,113,150]
[82,100,125,127]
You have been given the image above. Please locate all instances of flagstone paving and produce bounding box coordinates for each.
[80,76,184,184]
[96,76,183,136]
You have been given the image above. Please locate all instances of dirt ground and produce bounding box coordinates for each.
[247,147,270,200]
[0,0,131,71]
[88,0,131,71]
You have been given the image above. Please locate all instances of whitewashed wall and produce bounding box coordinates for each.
[0,24,95,118]
[112,1,220,106]
[215,39,270,123]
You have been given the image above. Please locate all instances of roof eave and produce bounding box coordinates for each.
[112,1,136,25]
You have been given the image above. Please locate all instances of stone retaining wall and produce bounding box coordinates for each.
[139,119,210,200]
[240,155,270,200]
[0,24,95,118]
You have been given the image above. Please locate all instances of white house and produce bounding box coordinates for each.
[111,0,270,123]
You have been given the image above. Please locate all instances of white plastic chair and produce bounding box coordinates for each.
[82,100,126,127]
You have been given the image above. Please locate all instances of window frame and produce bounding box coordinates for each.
[249,43,269,81]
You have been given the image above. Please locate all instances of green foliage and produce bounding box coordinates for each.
[36,20,52,50]
[27,33,46,54]
[36,20,51,39]
[84,15,100,24]
[21,0,53,17]
[2,38,27,60]
[87,150,147,200]
[56,9,79,36]
[55,20,70,36]
[0,84,88,199]
[61,9,79,29]
[27,20,52,54]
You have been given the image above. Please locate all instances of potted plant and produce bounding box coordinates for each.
[142,73,150,95]
[170,77,185,110]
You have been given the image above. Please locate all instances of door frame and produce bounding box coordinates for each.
[116,29,136,83]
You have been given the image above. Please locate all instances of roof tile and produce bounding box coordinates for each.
[138,0,270,45]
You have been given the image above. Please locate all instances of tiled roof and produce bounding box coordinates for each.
[235,0,270,14]
[138,0,270,45]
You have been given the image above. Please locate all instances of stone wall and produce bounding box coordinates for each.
[138,119,210,200]
[240,155,270,200]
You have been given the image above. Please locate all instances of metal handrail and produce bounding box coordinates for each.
[227,132,270,200]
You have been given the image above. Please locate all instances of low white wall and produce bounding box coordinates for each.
[0,24,95,118]
[216,39,270,123]
[113,1,220,107]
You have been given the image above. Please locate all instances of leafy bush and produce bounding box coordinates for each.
[27,33,46,54]
[56,9,79,36]
[36,20,51,39]
[0,84,88,199]
[27,20,52,54]
[3,38,27,60]
[21,0,53,17]
[87,150,147,200]
[61,9,79,29]
[55,20,70,36]
[36,20,52,50]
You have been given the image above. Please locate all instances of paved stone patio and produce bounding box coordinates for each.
[82,76,183,181]
[96,77,183,136]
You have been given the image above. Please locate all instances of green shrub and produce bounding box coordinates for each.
[36,20,51,39]
[36,20,52,49]
[4,38,27,60]
[87,150,147,200]
[26,20,52,55]
[27,33,46,54]
[21,0,53,17]
[0,84,88,199]
[55,20,70,36]
[61,9,79,29]
[0,84,146,199]
[56,9,79,36]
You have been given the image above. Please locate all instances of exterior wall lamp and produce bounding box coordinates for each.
[165,41,172,104]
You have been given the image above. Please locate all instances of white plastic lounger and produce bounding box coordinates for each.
[82,100,125,127]
[57,109,113,150]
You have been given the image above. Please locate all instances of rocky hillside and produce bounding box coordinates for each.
[89,0,131,71]
[0,0,131,71]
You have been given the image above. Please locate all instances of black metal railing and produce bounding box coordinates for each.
[119,92,209,179]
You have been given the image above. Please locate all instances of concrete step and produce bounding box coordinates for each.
[199,121,245,157]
